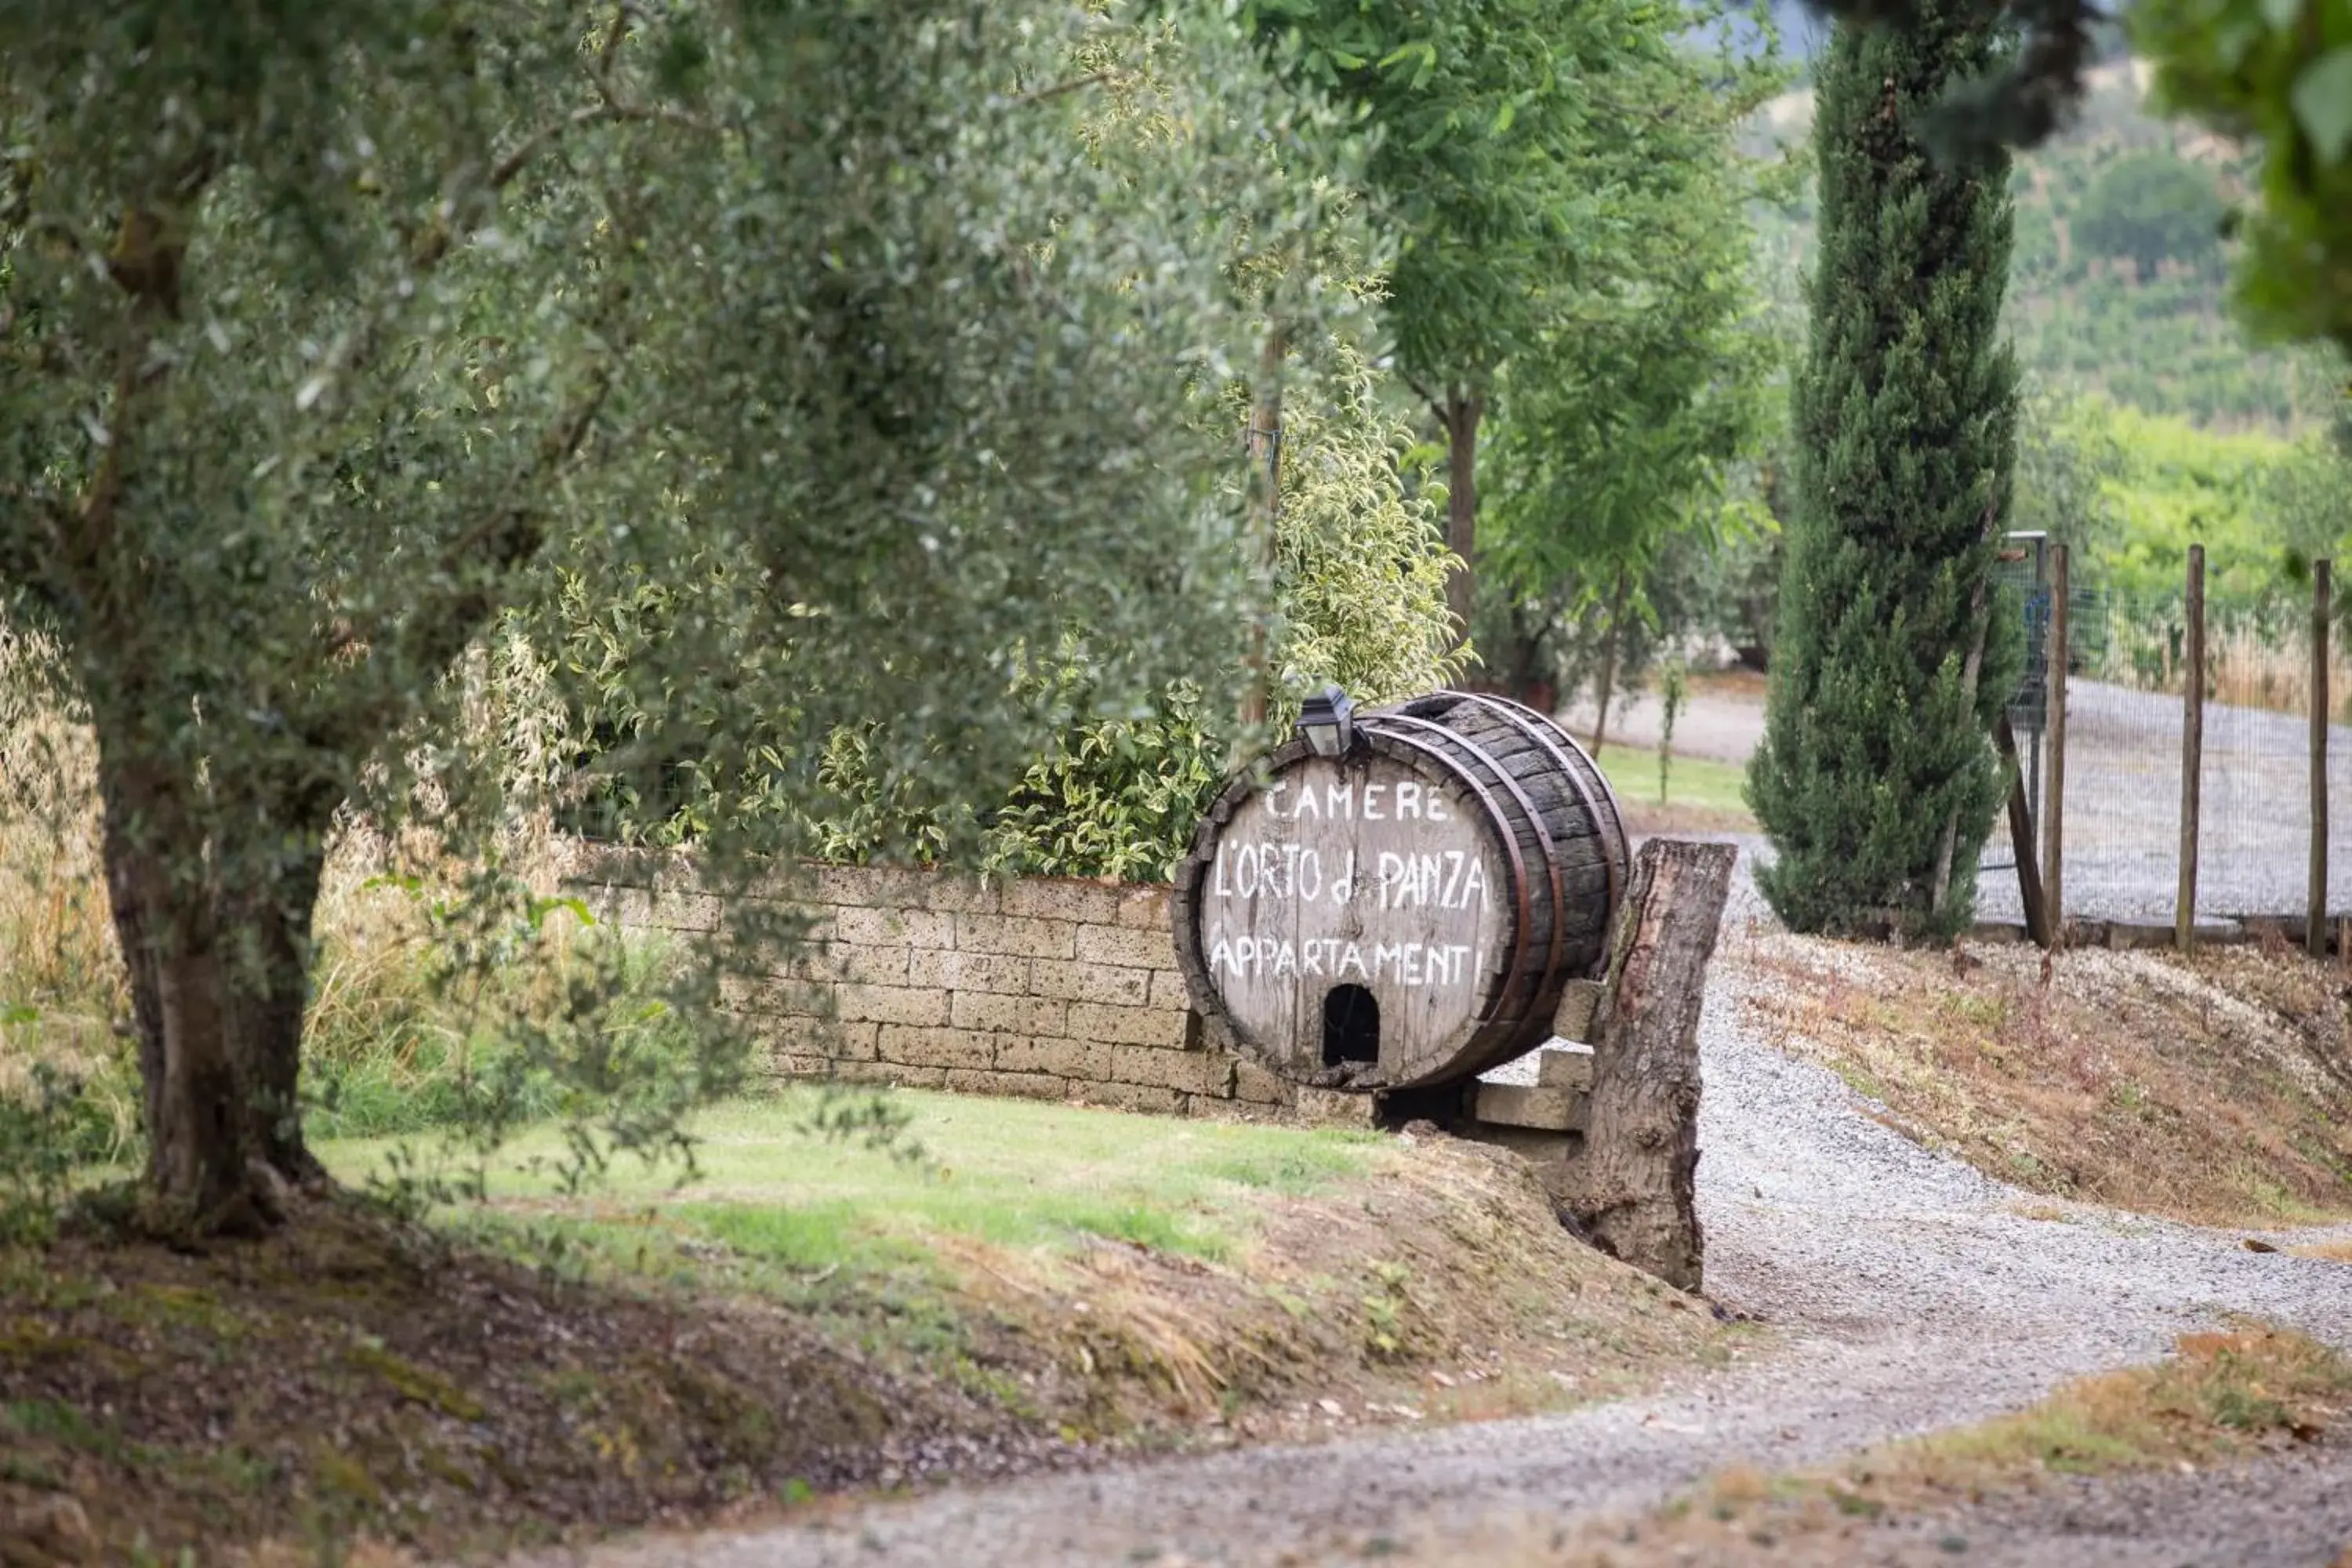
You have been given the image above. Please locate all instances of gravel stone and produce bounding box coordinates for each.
[536,841,2352,1568]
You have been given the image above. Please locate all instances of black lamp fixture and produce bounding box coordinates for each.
[1295,684,1356,759]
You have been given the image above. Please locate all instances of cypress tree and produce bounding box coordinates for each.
[1747,0,2021,939]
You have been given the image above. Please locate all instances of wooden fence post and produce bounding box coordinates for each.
[1995,713,2052,949]
[1567,838,1736,1294]
[2044,544,2068,943]
[2314,557,2332,960]
[2177,543,2205,953]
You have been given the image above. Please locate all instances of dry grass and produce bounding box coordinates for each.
[1415,1323,2352,1566]
[1730,929,2352,1226]
[2292,1239,2352,1263]
[2087,604,2352,721]
[0,632,123,1085]
[413,1116,1752,1450]
[0,1127,1751,1563]
[0,625,626,1153]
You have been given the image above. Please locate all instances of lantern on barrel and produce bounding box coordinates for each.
[1172,688,1628,1095]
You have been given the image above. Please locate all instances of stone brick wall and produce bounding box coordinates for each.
[568,855,1310,1120]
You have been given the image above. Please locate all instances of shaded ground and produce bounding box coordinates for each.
[0,1105,1731,1563]
[0,1198,1027,1565]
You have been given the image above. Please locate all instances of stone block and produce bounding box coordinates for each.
[954,912,1076,960]
[1551,978,1604,1044]
[1068,1001,1188,1049]
[1536,1042,1595,1092]
[850,1062,946,1091]
[828,942,912,986]
[1231,1060,1291,1106]
[837,984,950,1027]
[1187,1096,1285,1125]
[1112,1046,1230,1096]
[996,1036,1112,1081]
[757,1015,878,1063]
[944,1069,1069,1102]
[998,877,1127,927]
[745,938,833,983]
[816,864,998,913]
[648,892,723,932]
[909,949,1031,996]
[1147,968,1198,1013]
[588,885,657,930]
[1115,885,1171,930]
[1030,960,1150,1007]
[876,1025,995,1071]
[771,1051,836,1080]
[836,906,953,950]
[1469,1082,1586,1133]
[1067,1080,1188,1117]
[1293,1087,1377,1129]
[1075,924,1177,971]
[951,992,1066,1037]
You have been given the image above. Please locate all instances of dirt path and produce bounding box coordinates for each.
[1560,677,1766,765]
[530,855,2352,1568]
[1813,1437,2352,1566]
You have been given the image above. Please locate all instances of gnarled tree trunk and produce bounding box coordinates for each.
[98,745,329,1231]
[1566,837,1736,1293]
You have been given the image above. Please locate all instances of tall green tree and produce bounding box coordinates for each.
[1747,0,2021,939]
[1245,0,1690,632]
[0,0,1321,1230]
[1799,0,2352,361]
[1475,33,1784,705]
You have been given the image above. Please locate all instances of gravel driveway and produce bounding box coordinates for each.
[535,844,2352,1568]
[1978,678,2352,927]
[1582,673,2352,927]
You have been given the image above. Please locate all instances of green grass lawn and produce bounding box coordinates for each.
[319,1088,1381,1279]
[1594,746,1755,824]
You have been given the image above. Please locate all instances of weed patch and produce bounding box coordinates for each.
[1737,933,2352,1226]
[1439,1324,2352,1566]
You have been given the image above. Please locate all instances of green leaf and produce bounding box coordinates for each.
[2292,49,2352,165]
[2259,0,2301,31]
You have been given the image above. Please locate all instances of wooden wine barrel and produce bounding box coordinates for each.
[1172,690,1628,1091]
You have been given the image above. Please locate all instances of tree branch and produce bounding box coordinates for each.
[1015,68,1123,107]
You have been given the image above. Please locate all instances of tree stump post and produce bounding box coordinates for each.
[1565,838,1736,1293]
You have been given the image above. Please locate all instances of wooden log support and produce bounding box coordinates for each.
[2044,543,2068,942]
[2178,543,2205,953]
[1994,713,2052,949]
[2314,557,2332,960]
[1564,838,1735,1294]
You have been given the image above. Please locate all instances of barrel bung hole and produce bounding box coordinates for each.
[1321,984,1380,1068]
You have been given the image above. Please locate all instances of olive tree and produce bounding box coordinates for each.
[0,0,1317,1231]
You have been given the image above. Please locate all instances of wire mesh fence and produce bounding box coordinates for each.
[1973,539,2352,931]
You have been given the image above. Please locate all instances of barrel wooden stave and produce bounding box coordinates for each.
[1173,690,1628,1093]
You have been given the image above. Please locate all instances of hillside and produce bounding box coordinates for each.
[1749,61,2339,434]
